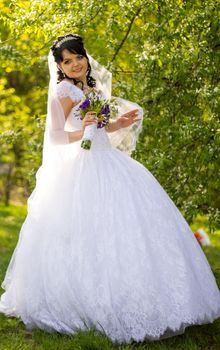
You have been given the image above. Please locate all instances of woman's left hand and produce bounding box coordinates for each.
[117,109,141,129]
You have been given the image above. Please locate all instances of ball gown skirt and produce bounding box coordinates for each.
[0,128,220,344]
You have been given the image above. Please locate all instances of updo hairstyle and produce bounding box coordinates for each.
[51,34,96,88]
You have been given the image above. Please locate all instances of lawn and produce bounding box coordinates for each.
[0,204,219,350]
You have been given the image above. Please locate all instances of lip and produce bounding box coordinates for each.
[73,67,82,73]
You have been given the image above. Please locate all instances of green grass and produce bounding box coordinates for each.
[0,204,220,350]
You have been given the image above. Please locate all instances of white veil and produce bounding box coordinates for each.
[88,54,144,155]
[42,50,144,168]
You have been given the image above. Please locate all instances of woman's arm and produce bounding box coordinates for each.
[105,109,140,133]
[68,130,84,142]
[105,119,121,133]
[59,97,97,143]
[58,96,83,143]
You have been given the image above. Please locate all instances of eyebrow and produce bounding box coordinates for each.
[63,56,79,60]
[62,54,82,61]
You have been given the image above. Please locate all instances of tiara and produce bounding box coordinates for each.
[55,36,76,48]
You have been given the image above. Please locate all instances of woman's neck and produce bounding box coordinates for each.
[64,77,89,92]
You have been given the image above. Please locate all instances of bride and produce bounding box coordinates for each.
[0,33,220,344]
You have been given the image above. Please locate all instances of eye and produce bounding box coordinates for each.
[77,55,84,60]
[64,60,71,64]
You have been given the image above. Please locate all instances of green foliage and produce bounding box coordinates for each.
[0,0,219,227]
[0,77,45,204]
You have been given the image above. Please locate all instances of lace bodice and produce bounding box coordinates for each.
[55,80,112,151]
[55,80,84,102]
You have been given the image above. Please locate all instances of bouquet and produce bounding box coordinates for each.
[79,88,117,150]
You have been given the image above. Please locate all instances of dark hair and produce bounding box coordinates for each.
[51,34,96,88]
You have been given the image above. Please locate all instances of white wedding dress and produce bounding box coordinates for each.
[0,80,220,344]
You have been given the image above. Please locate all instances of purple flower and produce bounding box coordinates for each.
[101,104,110,115]
[80,99,90,110]
[97,122,104,129]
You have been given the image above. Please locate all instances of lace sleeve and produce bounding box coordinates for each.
[55,80,84,103]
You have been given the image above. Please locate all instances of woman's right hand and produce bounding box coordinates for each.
[82,111,97,132]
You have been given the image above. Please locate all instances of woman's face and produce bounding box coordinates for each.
[58,49,88,82]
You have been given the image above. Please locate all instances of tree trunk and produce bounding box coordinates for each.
[4,163,14,206]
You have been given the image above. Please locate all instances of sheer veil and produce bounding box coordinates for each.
[88,54,144,155]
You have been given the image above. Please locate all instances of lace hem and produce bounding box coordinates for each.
[2,306,220,344]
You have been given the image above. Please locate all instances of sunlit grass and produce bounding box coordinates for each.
[191,214,220,287]
[0,204,220,350]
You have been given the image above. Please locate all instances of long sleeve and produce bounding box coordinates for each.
[48,81,84,145]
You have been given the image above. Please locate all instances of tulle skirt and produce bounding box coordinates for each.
[0,145,220,344]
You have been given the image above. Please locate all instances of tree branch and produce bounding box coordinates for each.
[110,7,142,64]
